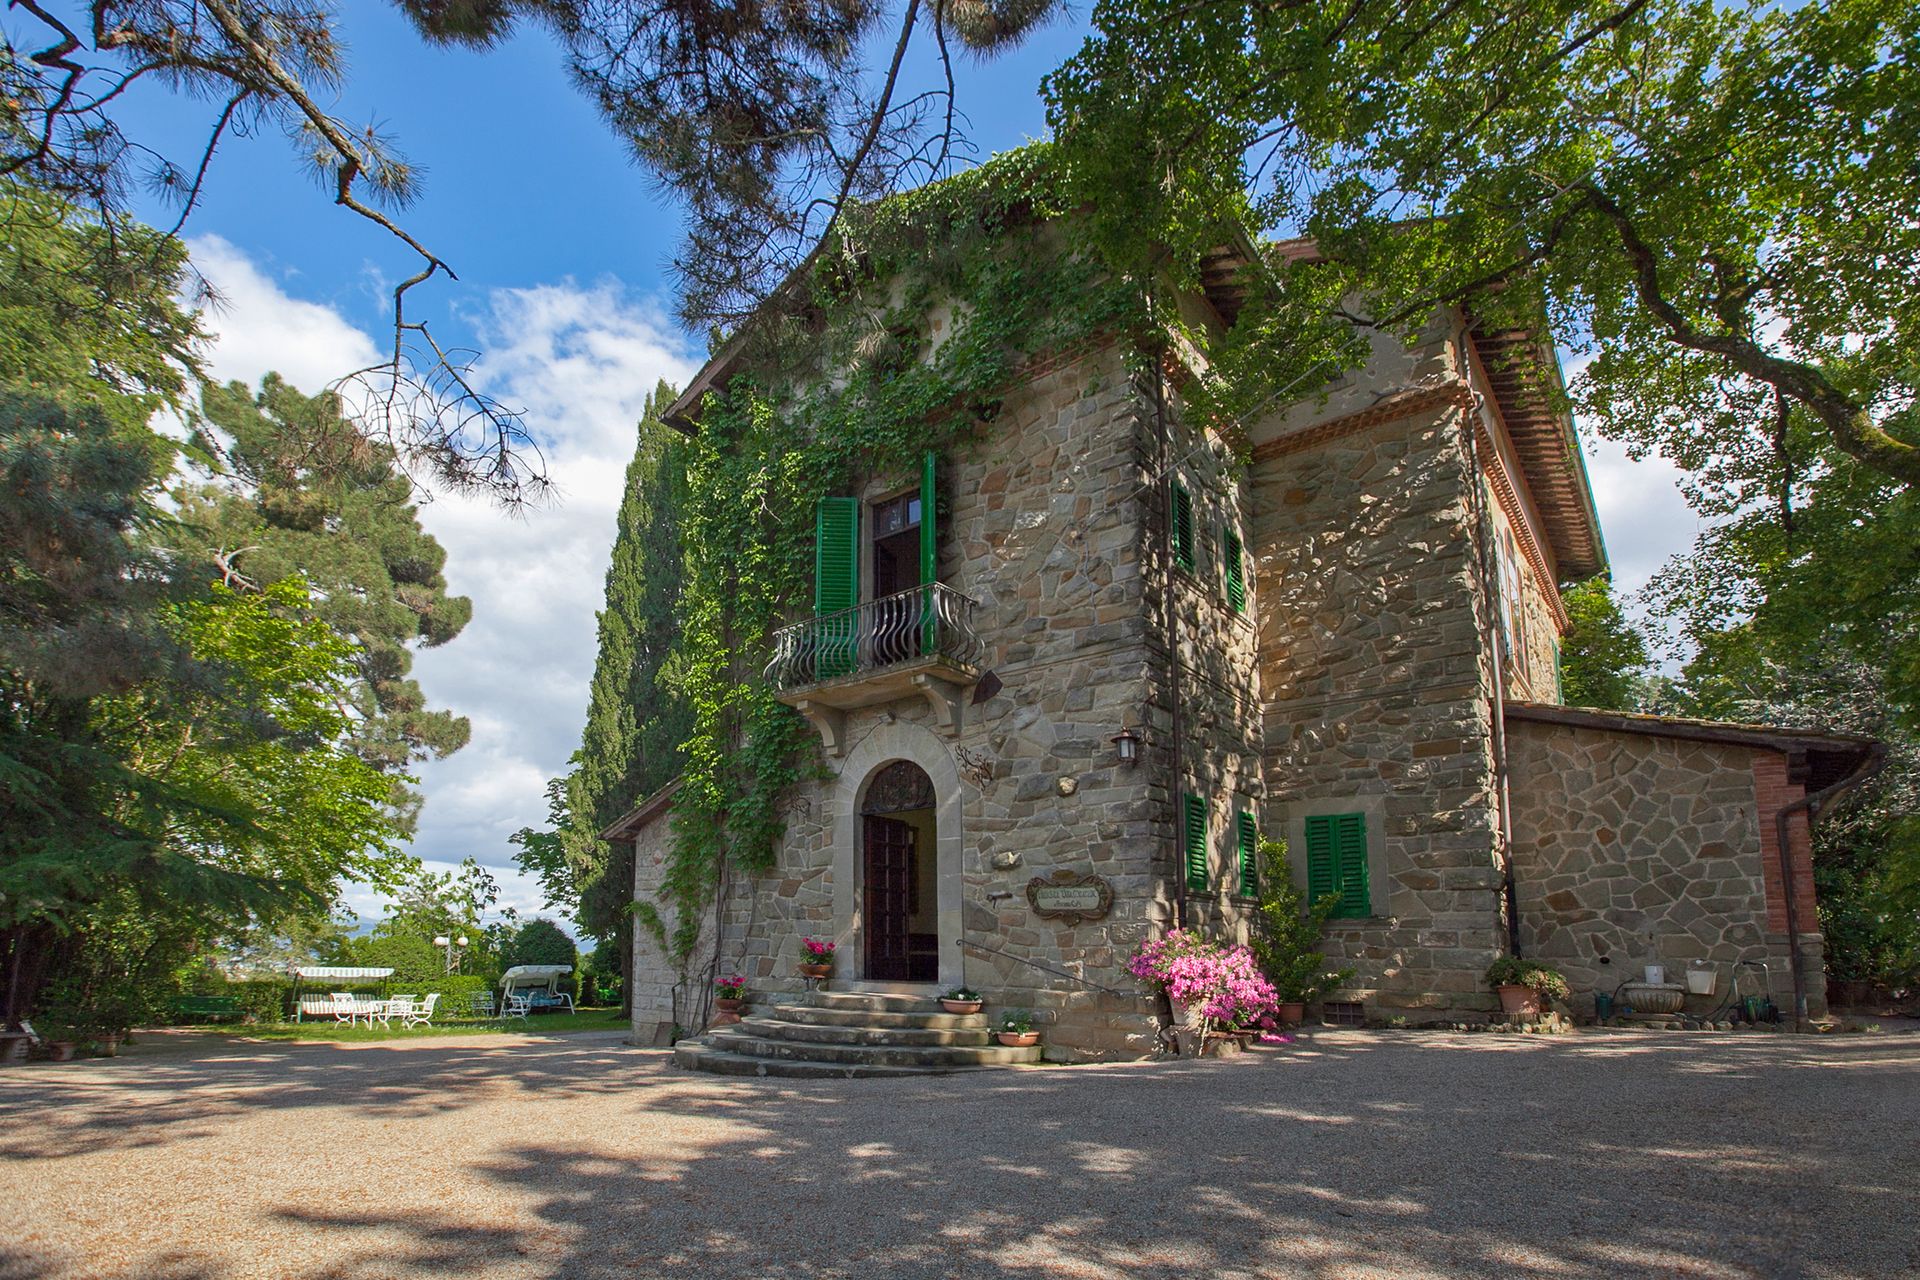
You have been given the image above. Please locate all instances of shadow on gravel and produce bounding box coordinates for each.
[239,1033,1920,1278]
[1,1031,643,1160]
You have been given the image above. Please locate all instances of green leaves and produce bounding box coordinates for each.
[1558,577,1653,711]
[1050,0,1920,484]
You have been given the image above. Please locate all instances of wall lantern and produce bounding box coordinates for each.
[1111,726,1142,768]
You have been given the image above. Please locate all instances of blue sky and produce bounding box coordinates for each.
[118,1,1699,931]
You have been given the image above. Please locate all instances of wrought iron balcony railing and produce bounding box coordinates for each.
[766,582,984,690]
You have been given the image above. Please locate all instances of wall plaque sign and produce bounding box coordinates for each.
[1025,871,1113,924]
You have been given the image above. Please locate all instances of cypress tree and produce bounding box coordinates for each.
[517,382,691,1003]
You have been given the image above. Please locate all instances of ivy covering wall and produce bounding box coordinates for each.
[650,143,1354,976]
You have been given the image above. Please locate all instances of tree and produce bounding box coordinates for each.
[6,0,1067,347]
[1558,578,1653,711]
[0,189,410,1028]
[502,918,576,971]
[1047,0,1920,487]
[514,383,692,1004]
[178,373,475,829]
[351,857,518,977]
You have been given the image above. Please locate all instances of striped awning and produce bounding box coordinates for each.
[291,966,396,980]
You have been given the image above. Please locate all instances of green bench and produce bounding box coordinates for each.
[173,995,243,1023]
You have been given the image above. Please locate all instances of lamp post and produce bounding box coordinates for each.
[433,934,469,974]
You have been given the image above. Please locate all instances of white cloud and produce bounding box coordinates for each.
[191,242,699,928]
[1561,350,1707,653]
[189,235,384,391]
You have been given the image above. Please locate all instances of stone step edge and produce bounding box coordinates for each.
[807,990,955,1013]
[733,1016,992,1047]
[710,1030,1045,1068]
[768,1003,987,1030]
[672,1040,952,1079]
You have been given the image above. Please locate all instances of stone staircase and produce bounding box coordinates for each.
[673,989,1045,1078]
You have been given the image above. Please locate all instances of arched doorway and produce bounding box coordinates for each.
[860,760,939,981]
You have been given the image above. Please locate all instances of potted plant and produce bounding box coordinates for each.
[44,1025,82,1062]
[798,937,836,979]
[996,1010,1039,1048]
[1248,845,1355,1025]
[940,987,984,1015]
[1128,929,1279,1055]
[713,975,746,1014]
[1486,956,1570,1017]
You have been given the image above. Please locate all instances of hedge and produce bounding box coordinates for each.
[173,973,506,1023]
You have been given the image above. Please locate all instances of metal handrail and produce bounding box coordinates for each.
[766,582,983,689]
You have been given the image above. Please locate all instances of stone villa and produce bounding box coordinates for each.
[605,217,1877,1067]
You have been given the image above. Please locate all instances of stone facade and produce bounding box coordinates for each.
[1506,716,1828,1020]
[612,235,1868,1055]
[688,343,1169,1061]
[1249,383,1508,1013]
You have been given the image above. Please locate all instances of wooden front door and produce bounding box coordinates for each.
[863,815,916,981]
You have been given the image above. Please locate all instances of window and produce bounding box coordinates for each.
[1304,812,1370,919]
[1183,792,1208,892]
[1236,810,1258,898]
[1223,528,1246,615]
[1171,480,1195,573]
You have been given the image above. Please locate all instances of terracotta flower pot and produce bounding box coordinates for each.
[715,998,743,1014]
[996,1031,1039,1047]
[1275,1002,1306,1025]
[940,999,983,1015]
[1496,984,1543,1017]
[47,1041,77,1062]
[0,1033,31,1064]
[97,1034,121,1058]
[798,963,832,979]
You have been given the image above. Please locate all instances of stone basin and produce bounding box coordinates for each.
[1620,981,1687,1016]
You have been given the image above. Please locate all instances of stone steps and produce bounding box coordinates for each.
[736,1016,993,1047]
[768,1003,987,1031]
[708,1029,1042,1069]
[674,988,1040,1078]
[671,1039,947,1079]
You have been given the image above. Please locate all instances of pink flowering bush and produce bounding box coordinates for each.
[1129,929,1279,1033]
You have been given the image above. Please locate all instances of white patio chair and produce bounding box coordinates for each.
[330,992,356,1024]
[501,993,530,1020]
[468,992,497,1019]
[374,995,416,1029]
[404,993,440,1029]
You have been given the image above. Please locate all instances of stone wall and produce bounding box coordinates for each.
[1247,320,1509,1015]
[701,342,1170,1060]
[1506,719,1827,1019]
[627,807,714,1046]
[1145,375,1268,943]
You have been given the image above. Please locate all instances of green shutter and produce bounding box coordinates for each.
[1333,813,1369,917]
[1304,815,1339,906]
[1224,528,1246,614]
[1236,810,1258,897]
[1171,480,1194,572]
[1305,812,1369,918]
[919,451,938,655]
[1183,792,1208,892]
[814,497,861,678]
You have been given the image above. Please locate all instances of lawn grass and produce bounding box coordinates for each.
[184,1007,630,1043]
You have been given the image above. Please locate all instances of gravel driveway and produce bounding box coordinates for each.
[4,1027,1915,1280]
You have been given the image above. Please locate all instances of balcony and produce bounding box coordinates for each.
[767,583,985,754]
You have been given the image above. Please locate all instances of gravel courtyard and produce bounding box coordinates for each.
[5,1027,1915,1280]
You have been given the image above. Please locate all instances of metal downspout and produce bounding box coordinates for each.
[1775,742,1888,1030]
[1154,351,1188,932]
[1462,392,1522,956]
